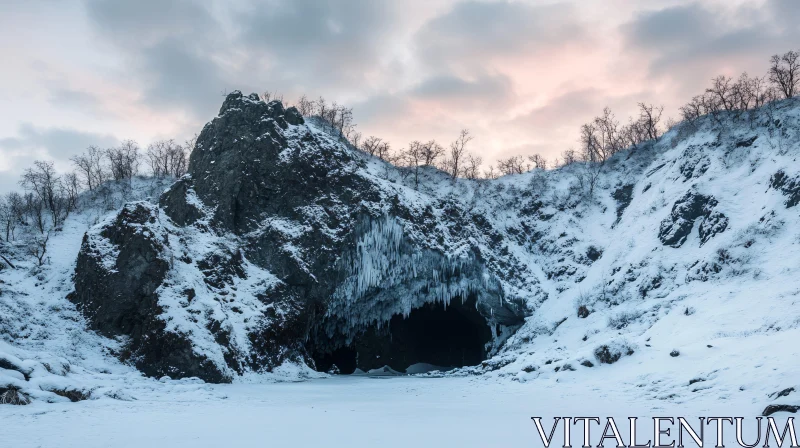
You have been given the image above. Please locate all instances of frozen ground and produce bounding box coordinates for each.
[0,374,765,448]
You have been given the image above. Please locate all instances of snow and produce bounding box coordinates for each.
[0,374,778,448]
[2,99,800,444]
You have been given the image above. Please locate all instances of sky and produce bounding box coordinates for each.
[1,0,798,193]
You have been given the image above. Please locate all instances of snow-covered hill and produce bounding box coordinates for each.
[2,92,800,413]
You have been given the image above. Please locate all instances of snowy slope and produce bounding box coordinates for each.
[1,94,800,414]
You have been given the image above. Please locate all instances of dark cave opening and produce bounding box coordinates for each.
[313,297,492,374]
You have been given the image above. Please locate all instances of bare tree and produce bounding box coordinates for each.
[316,97,328,122]
[483,165,499,179]
[404,141,425,187]
[25,231,49,267]
[146,140,170,177]
[362,136,383,157]
[20,161,66,228]
[446,129,473,178]
[576,162,603,199]
[680,95,706,122]
[146,139,187,178]
[769,50,800,99]
[295,95,315,116]
[377,141,392,161]
[461,153,483,179]
[637,103,664,141]
[528,153,548,170]
[63,172,80,213]
[106,140,141,182]
[71,146,106,191]
[497,155,529,175]
[1,192,24,241]
[706,76,735,111]
[350,131,362,150]
[23,192,45,234]
[420,140,444,167]
[594,107,623,158]
[579,123,601,162]
[560,148,578,166]
[261,90,284,104]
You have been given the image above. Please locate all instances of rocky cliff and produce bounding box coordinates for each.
[69,92,800,384]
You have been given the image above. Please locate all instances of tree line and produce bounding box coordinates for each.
[0,136,195,266]
[3,49,797,267]
[285,49,800,179]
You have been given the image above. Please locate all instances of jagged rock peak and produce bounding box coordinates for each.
[217,90,303,127]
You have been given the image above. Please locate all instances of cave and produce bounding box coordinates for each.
[313,296,492,374]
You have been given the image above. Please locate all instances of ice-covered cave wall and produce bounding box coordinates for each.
[312,214,523,369]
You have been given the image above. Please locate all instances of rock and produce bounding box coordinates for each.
[670,350,680,357]
[580,360,594,368]
[770,170,800,208]
[762,404,800,416]
[159,178,204,226]
[72,92,530,381]
[659,191,727,247]
[594,343,634,364]
[0,387,30,405]
[611,184,634,222]
[50,388,91,402]
[772,387,795,398]
[735,136,758,147]
[698,211,729,246]
[586,246,602,262]
[70,202,229,383]
[577,305,591,319]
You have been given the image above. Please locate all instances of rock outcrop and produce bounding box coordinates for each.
[69,92,800,382]
[72,92,528,380]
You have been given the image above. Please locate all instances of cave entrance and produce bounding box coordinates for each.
[313,296,492,374]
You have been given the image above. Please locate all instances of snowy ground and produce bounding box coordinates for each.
[0,374,765,448]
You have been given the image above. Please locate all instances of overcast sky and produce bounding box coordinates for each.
[1,0,797,193]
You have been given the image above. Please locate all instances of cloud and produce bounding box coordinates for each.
[414,1,588,71]
[410,73,512,101]
[85,0,230,118]
[85,0,217,48]
[49,87,106,116]
[136,39,232,116]
[622,0,800,80]
[0,124,119,183]
[237,0,398,89]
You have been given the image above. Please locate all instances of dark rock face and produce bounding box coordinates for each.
[659,191,728,247]
[71,202,230,383]
[72,202,169,338]
[770,170,800,208]
[74,91,529,381]
[762,404,800,416]
[611,184,634,222]
[159,179,203,226]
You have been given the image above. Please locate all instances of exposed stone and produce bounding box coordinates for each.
[159,178,203,226]
[770,170,800,208]
[762,404,800,416]
[72,92,529,382]
[659,191,727,247]
[594,344,634,364]
[70,202,229,383]
[611,184,634,222]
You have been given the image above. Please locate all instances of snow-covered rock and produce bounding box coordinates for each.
[3,92,800,408]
